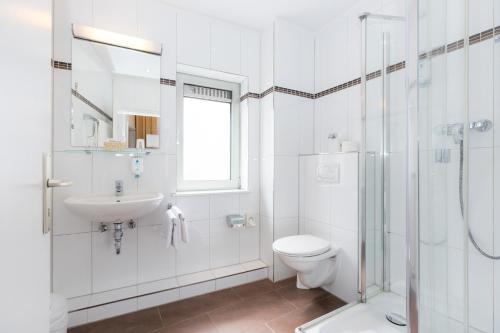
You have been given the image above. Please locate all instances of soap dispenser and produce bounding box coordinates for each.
[131,157,144,178]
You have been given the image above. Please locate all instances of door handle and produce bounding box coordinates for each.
[47,179,73,188]
[43,153,73,234]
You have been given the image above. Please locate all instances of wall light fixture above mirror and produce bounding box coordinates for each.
[70,25,162,150]
[72,24,162,55]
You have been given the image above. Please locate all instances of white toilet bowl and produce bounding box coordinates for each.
[50,293,68,333]
[272,235,339,289]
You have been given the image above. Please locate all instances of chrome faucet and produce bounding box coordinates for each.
[434,119,493,144]
[113,222,124,255]
[115,180,123,196]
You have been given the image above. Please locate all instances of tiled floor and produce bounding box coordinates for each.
[69,278,346,333]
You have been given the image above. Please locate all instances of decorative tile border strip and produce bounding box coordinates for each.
[366,70,382,81]
[387,61,406,74]
[315,77,363,98]
[71,89,113,122]
[160,78,176,86]
[260,86,275,98]
[240,92,261,102]
[240,88,273,102]
[420,24,500,60]
[52,60,72,70]
[257,62,405,101]
[274,86,315,99]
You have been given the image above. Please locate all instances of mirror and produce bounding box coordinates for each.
[71,37,161,149]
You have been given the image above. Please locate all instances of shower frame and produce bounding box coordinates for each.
[359,12,406,304]
[406,1,419,331]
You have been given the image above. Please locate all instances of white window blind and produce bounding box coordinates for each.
[183,84,232,103]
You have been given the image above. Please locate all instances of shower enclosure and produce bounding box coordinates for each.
[300,0,499,331]
[410,0,499,331]
[360,1,499,330]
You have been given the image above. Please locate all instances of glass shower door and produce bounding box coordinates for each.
[361,13,407,317]
[416,0,468,330]
[415,0,499,331]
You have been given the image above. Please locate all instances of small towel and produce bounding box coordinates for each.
[171,206,189,243]
[171,217,181,249]
[164,209,181,249]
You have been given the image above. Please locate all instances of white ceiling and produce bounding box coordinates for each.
[162,0,357,31]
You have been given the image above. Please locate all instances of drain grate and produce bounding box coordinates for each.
[386,313,407,326]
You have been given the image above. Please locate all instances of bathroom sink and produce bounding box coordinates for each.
[64,193,164,222]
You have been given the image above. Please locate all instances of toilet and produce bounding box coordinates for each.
[272,235,338,289]
[50,293,68,333]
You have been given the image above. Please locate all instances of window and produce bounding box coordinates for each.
[177,74,240,191]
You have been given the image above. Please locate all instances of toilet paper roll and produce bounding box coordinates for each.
[341,141,359,152]
[327,139,340,153]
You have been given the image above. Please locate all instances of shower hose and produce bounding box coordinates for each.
[459,140,500,260]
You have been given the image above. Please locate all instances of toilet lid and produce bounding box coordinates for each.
[273,235,331,257]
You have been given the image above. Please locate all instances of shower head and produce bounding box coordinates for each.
[434,119,492,144]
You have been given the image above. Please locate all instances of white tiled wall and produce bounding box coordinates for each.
[52,233,92,298]
[177,10,211,69]
[258,19,316,282]
[274,19,315,92]
[92,227,138,293]
[52,0,262,318]
[299,153,359,303]
[313,0,405,153]
[66,266,267,327]
[137,225,176,283]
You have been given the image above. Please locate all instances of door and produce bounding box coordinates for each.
[0,1,53,332]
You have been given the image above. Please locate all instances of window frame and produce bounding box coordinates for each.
[176,73,241,192]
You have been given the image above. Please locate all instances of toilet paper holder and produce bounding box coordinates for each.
[227,215,246,228]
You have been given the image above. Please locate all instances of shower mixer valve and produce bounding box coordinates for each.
[434,119,492,144]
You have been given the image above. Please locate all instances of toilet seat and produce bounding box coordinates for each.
[272,235,331,257]
[272,234,340,289]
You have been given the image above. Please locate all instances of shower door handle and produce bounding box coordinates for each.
[47,179,73,188]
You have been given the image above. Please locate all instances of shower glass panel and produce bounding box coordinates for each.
[416,0,467,330]
[417,0,498,331]
[361,13,407,316]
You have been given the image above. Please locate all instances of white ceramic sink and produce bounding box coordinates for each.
[64,193,164,222]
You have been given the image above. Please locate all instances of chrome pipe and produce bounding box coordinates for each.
[113,222,124,255]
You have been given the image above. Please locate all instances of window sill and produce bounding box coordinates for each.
[173,189,249,197]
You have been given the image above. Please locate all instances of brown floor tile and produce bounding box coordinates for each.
[153,314,219,333]
[159,289,241,327]
[230,277,296,300]
[275,284,330,308]
[208,291,295,333]
[230,279,277,299]
[273,277,297,290]
[68,280,345,333]
[266,295,346,333]
[68,308,163,333]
